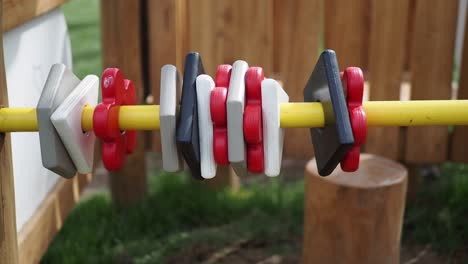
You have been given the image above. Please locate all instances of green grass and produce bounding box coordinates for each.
[42,173,304,263]
[404,163,468,258]
[61,0,101,78]
[41,165,468,263]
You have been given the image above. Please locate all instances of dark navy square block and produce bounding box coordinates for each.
[303,50,354,176]
[176,52,205,180]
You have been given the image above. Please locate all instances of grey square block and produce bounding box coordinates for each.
[37,63,79,178]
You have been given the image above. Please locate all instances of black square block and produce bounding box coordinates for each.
[303,50,354,176]
[176,52,205,180]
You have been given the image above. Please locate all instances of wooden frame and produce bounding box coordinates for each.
[1,0,149,261]
[17,174,92,263]
[0,2,18,262]
[100,0,147,209]
[0,1,99,263]
[3,0,68,32]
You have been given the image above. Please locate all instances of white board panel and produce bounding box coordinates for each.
[3,9,73,231]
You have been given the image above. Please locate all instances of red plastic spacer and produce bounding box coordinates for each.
[340,67,367,172]
[210,87,228,126]
[243,67,265,173]
[210,64,232,165]
[247,144,264,173]
[215,64,232,87]
[213,129,229,164]
[243,105,262,144]
[93,68,137,171]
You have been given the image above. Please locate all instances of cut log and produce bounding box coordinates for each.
[303,154,407,264]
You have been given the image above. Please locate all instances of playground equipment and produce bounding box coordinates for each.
[0,50,466,180]
[1,48,455,263]
[0,0,464,263]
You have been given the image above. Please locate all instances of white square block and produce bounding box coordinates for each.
[227,60,249,176]
[51,75,99,174]
[37,63,79,178]
[196,74,216,179]
[262,79,289,177]
[160,65,184,172]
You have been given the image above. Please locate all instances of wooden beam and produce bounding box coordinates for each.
[100,0,147,209]
[3,0,68,32]
[0,1,19,263]
[17,174,92,264]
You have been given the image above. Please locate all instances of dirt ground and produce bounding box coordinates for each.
[164,239,450,264]
[165,239,301,264]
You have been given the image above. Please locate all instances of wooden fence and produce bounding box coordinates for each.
[147,0,466,166]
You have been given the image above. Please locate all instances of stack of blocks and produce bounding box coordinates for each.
[35,50,365,180]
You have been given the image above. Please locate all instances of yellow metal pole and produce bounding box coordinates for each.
[279,100,468,128]
[363,100,468,126]
[1,100,468,132]
[280,102,325,128]
[81,105,160,131]
[0,105,160,132]
[0,108,38,132]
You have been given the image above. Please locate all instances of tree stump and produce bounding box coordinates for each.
[303,154,407,264]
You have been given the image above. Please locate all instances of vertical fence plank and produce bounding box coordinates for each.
[187,0,224,75]
[405,0,458,163]
[325,0,370,69]
[221,0,272,185]
[187,0,274,74]
[404,0,418,71]
[101,0,147,208]
[273,0,322,159]
[365,0,409,160]
[0,2,19,263]
[186,0,237,188]
[185,0,273,186]
[222,0,273,74]
[148,0,187,152]
[451,6,468,162]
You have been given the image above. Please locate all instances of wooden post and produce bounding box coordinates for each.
[101,0,147,209]
[303,154,407,264]
[0,2,19,263]
[451,0,468,162]
[147,0,188,153]
[205,166,239,192]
